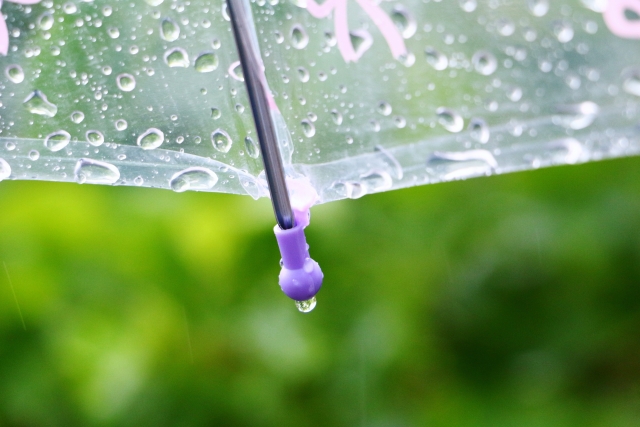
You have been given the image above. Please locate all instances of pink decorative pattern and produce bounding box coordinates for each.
[604,0,640,39]
[0,0,41,56]
[306,0,407,63]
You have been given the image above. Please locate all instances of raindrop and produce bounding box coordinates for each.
[38,11,54,30]
[497,19,515,36]
[70,111,85,123]
[211,129,232,152]
[527,0,549,16]
[297,66,310,82]
[107,27,120,39]
[425,47,448,70]
[554,21,574,43]
[506,86,523,102]
[160,18,180,42]
[301,119,316,137]
[5,64,24,84]
[194,52,219,72]
[330,109,343,125]
[468,118,490,143]
[378,101,392,116]
[5,142,15,151]
[86,130,105,146]
[370,120,381,132]
[459,0,477,12]
[394,116,407,128]
[211,108,221,119]
[349,30,373,57]
[295,296,316,313]
[290,24,309,49]
[137,128,165,150]
[44,130,71,152]
[63,2,77,14]
[28,150,40,161]
[245,136,260,159]
[170,167,218,192]
[436,107,464,132]
[472,50,497,76]
[164,47,189,68]
[426,150,497,180]
[391,5,417,39]
[622,67,640,96]
[553,101,599,130]
[102,66,112,75]
[115,119,128,131]
[74,159,120,184]
[146,0,164,6]
[0,158,11,181]
[228,61,244,81]
[134,176,144,186]
[23,90,58,117]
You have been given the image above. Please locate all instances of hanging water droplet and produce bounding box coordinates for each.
[391,5,417,39]
[330,109,343,125]
[425,47,448,70]
[137,128,165,150]
[44,130,70,152]
[164,47,189,67]
[70,111,85,124]
[622,67,640,96]
[436,107,464,133]
[85,130,104,146]
[553,101,599,130]
[244,136,260,159]
[468,118,490,143]
[37,11,54,30]
[116,73,136,91]
[554,21,574,43]
[459,0,477,12]
[170,167,218,192]
[115,119,128,131]
[74,159,120,184]
[211,129,232,152]
[5,64,24,83]
[472,51,497,75]
[377,101,392,116]
[426,150,497,180]
[194,52,219,72]
[28,150,40,161]
[301,119,316,137]
[228,61,244,81]
[297,66,310,82]
[23,90,58,117]
[160,18,180,42]
[290,24,309,49]
[527,0,549,16]
[0,158,11,181]
[295,296,316,313]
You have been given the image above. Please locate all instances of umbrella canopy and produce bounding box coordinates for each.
[1,0,639,203]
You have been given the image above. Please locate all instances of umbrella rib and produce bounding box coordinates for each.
[226,0,295,230]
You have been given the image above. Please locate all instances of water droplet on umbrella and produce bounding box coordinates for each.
[38,11,54,30]
[622,67,640,96]
[23,90,58,117]
[115,119,128,131]
[211,129,232,152]
[527,0,549,16]
[459,0,477,12]
[137,128,165,150]
[295,296,316,313]
[44,130,70,152]
[5,142,15,151]
[394,116,407,128]
[506,86,523,102]
[102,6,113,16]
[211,108,221,119]
[330,109,343,125]
[0,158,11,181]
[425,47,448,70]
[5,65,24,83]
[194,52,219,72]
[290,24,309,49]
[63,2,77,14]
[74,159,120,184]
[391,5,417,39]
[437,107,464,132]
[497,19,515,36]
[554,21,574,43]
[472,50,497,75]
[27,150,39,161]
[235,103,245,113]
[331,181,366,199]
[245,136,260,158]
[349,30,373,57]
[160,18,180,42]
[228,61,244,81]
[164,48,189,67]
[170,167,218,192]
[553,101,599,130]
[107,27,120,39]
[469,118,490,143]
[221,3,230,21]
[361,170,393,191]
[426,150,497,180]
[134,176,144,186]
[70,111,85,123]
[301,119,315,137]
[297,66,309,82]
[146,0,164,6]
[378,101,392,116]
[85,130,104,146]
[102,66,112,76]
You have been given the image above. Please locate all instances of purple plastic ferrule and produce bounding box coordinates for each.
[274,209,323,301]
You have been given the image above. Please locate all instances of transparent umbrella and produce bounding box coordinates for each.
[1,0,639,306]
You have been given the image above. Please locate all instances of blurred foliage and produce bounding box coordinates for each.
[1,157,640,426]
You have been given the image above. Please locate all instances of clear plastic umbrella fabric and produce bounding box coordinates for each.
[1,0,639,204]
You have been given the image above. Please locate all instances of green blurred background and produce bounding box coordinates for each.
[1,157,640,426]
